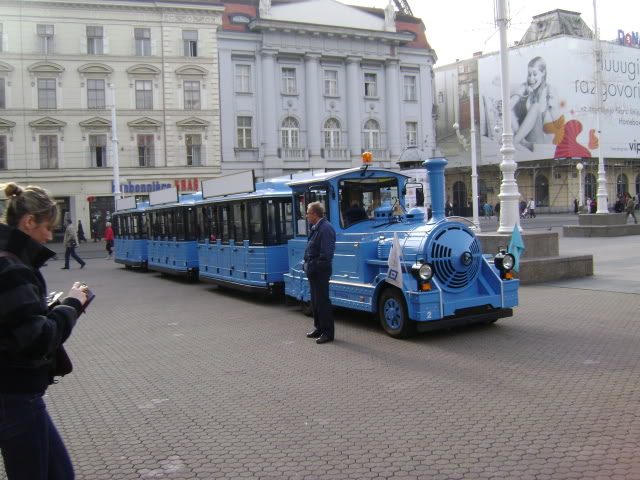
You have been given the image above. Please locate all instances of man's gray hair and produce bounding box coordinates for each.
[308,201,325,218]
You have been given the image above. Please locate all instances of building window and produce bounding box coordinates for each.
[406,122,418,146]
[281,68,297,94]
[235,64,251,93]
[616,173,629,197]
[87,26,104,55]
[39,135,58,169]
[236,116,252,148]
[37,79,56,109]
[585,173,596,201]
[364,73,377,97]
[324,70,338,96]
[535,174,549,207]
[183,81,201,110]
[281,117,300,148]
[87,79,105,109]
[37,24,54,54]
[0,135,6,169]
[137,135,154,167]
[404,75,417,101]
[363,119,380,149]
[183,30,198,57]
[0,24,3,52]
[0,78,5,109]
[186,134,202,166]
[89,134,107,167]
[135,80,153,109]
[135,28,151,56]
[323,118,341,148]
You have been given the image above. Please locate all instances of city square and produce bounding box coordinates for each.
[2,219,637,480]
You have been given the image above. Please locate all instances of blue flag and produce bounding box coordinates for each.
[508,224,525,272]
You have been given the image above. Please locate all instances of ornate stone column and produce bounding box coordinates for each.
[260,49,278,161]
[384,58,401,160]
[304,53,321,161]
[346,56,362,165]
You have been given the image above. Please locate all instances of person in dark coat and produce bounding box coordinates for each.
[574,198,579,214]
[0,182,88,480]
[303,201,336,344]
[62,219,86,270]
[77,220,86,243]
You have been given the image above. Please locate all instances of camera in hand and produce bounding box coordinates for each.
[46,284,95,314]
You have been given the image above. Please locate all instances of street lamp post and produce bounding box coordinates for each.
[592,0,608,214]
[576,162,584,211]
[495,0,521,233]
[452,88,480,230]
[110,83,121,201]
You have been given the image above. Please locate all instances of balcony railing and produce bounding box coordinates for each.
[367,148,388,162]
[279,147,307,160]
[322,148,350,160]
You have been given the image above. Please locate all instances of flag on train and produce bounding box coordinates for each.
[386,232,403,289]
[508,224,525,272]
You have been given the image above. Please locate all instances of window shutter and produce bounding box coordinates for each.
[80,36,87,54]
[151,39,157,56]
[103,37,110,54]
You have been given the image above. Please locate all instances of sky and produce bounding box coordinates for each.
[344,0,631,66]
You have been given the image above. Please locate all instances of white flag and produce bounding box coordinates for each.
[386,233,403,289]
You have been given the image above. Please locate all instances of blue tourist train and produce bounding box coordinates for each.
[113,157,519,338]
[112,199,149,270]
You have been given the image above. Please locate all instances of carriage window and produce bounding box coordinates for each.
[221,206,230,243]
[232,203,246,242]
[196,206,206,243]
[131,214,140,239]
[208,205,220,242]
[140,213,148,239]
[265,200,278,245]
[175,208,186,241]
[339,177,399,227]
[248,201,264,245]
[294,187,329,237]
[165,210,175,238]
[278,199,294,243]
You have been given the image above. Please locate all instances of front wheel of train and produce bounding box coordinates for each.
[378,288,416,339]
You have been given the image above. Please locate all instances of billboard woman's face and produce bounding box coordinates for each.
[527,64,545,90]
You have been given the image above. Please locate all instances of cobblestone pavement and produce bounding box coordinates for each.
[2,234,639,480]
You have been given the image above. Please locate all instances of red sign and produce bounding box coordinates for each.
[175,178,199,192]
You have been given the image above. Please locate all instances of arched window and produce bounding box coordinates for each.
[535,174,549,207]
[585,173,596,201]
[617,173,628,196]
[452,181,467,216]
[323,118,341,148]
[281,117,299,148]
[363,119,380,150]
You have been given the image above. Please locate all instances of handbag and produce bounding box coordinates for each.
[70,239,78,248]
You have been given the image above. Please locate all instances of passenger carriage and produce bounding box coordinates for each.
[194,178,294,293]
[284,157,519,338]
[112,197,149,269]
[145,188,202,281]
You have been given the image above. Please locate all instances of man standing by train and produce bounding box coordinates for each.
[304,201,336,344]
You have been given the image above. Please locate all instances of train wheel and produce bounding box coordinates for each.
[301,300,313,317]
[124,264,132,270]
[378,288,415,339]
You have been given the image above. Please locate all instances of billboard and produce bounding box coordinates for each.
[478,37,640,162]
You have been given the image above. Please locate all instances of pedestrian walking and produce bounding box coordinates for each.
[104,222,114,259]
[482,202,492,218]
[303,201,336,345]
[0,182,88,480]
[77,220,86,243]
[624,193,637,224]
[494,202,500,220]
[574,198,579,214]
[62,219,86,269]
[527,198,536,218]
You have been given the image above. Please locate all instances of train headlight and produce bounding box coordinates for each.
[412,262,434,282]
[494,250,515,272]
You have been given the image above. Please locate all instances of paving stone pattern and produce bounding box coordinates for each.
[1,257,639,480]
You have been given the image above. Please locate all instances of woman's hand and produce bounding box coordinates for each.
[67,282,88,304]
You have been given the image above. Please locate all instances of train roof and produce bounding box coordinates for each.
[196,181,291,204]
[146,192,203,210]
[286,167,410,187]
[113,201,149,214]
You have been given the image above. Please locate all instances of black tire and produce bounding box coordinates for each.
[124,264,133,270]
[301,300,313,317]
[378,288,416,339]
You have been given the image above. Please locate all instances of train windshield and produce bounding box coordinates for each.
[339,177,400,227]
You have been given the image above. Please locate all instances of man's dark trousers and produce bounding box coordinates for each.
[309,268,334,338]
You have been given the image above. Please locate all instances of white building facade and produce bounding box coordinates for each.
[218,0,437,180]
[0,0,223,237]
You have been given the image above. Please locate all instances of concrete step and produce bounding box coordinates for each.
[563,223,640,237]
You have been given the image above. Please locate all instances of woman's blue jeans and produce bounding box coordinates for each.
[0,393,74,480]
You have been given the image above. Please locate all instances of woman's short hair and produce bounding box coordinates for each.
[308,201,325,218]
[1,182,58,227]
[106,222,112,227]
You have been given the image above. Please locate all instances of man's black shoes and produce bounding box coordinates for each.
[306,329,322,338]
[60,267,69,270]
[316,334,334,344]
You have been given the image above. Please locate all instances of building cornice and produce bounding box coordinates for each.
[248,19,415,45]
[6,0,224,16]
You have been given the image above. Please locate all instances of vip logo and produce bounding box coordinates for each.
[630,141,640,153]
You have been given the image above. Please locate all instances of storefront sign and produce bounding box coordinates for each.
[110,178,200,194]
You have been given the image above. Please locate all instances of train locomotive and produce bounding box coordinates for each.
[113,157,519,338]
